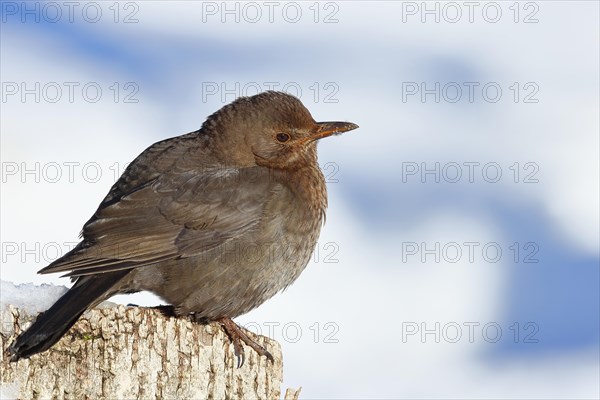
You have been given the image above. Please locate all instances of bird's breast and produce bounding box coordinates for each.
[131,165,328,319]
[254,166,327,285]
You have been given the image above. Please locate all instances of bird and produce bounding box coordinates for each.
[7,91,358,366]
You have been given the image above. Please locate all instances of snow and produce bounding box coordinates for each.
[0,280,67,315]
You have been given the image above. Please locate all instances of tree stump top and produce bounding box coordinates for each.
[1,304,289,399]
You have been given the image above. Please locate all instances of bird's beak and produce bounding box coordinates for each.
[298,121,359,146]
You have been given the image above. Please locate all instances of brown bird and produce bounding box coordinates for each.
[8,91,358,366]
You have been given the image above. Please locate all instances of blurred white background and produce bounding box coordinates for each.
[1,1,598,398]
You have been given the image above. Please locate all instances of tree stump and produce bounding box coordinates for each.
[0,304,293,399]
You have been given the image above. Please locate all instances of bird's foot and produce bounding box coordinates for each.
[152,305,177,317]
[218,317,274,368]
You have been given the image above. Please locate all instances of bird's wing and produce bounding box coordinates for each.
[40,140,278,277]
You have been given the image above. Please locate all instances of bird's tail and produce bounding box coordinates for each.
[7,272,127,362]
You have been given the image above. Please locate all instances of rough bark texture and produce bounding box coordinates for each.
[0,304,294,399]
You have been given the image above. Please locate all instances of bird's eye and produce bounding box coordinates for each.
[276,133,291,143]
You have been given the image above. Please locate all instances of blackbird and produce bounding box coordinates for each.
[8,91,358,366]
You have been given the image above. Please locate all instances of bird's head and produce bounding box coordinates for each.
[201,91,358,169]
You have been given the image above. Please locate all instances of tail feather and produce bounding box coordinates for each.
[8,272,128,361]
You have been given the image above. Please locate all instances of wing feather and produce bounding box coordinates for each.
[40,137,277,277]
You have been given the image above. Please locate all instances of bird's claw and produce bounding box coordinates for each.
[218,317,274,368]
[232,338,245,368]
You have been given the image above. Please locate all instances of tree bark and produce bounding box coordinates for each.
[1,304,295,399]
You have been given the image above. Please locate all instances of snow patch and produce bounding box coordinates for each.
[0,280,67,315]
